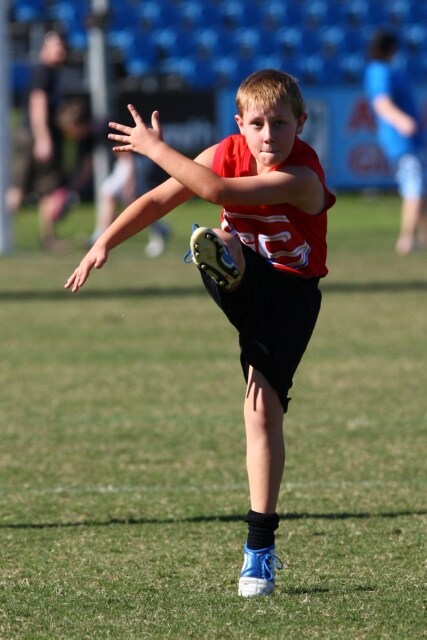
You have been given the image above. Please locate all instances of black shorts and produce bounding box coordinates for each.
[201,244,322,413]
[12,128,64,198]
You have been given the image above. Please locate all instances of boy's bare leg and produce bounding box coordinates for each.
[244,366,285,514]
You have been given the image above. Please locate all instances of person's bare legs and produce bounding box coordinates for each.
[209,230,285,507]
[417,201,427,249]
[196,230,286,594]
[396,196,423,254]
[244,367,285,513]
[89,193,118,245]
[39,193,58,247]
[6,186,23,213]
[38,191,71,252]
[238,367,285,597]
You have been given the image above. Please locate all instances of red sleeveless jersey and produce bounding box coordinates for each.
[212,134,336,278]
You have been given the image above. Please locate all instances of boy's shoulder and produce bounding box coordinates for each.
[217,134,247,155]
[285,137,319,164]
[213,134,248,176]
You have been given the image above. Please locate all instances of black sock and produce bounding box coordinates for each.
[245,509,280,550]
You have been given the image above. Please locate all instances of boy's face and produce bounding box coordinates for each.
[235,100,307,172]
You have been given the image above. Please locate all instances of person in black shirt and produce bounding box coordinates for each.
[8,31,70,251]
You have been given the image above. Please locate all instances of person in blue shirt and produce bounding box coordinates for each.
[364,30,427,255]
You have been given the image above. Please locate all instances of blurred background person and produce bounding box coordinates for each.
[7,30,71,252]
[364,29,427,255]
[91,152,170,258]
[56,97,96,204]
[57,98,170,257]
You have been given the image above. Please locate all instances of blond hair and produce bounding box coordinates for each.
[236,69,306,119]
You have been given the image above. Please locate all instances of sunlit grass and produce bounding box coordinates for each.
[0,193,425,639]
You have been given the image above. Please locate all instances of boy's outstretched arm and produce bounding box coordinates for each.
[64,176,195,293]
[109,106,228,204]
[64,243,108,292]
[109,106,324,212]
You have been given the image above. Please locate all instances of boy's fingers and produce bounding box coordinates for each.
[127,104,142,122]
[65,263,91,291]
[108,133,128,142]
[109,121,131,134]
[64,275,74,289]
[112,145,132,153]
[151,111,163,138]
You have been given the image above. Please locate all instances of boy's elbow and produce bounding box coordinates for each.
[198,184,224,205]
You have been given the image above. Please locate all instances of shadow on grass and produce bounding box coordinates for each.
[1,509,425,530]
[0,286,205,301]
[284,584,376,595]
[1,279,427,302]
[285,586,332,595]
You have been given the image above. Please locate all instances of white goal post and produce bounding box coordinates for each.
[0,0,13,254]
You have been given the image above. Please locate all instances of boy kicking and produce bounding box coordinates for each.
[65,69,336,597]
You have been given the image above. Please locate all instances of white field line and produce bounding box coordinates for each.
[0,479,424,497]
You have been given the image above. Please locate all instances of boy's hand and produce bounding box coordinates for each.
[108,105,163,156]
[64,245,108,293]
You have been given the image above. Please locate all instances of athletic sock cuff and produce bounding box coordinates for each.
[244,510,280,530]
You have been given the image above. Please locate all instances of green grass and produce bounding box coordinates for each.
[0,193,426,639]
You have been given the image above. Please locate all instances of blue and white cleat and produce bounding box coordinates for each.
[185,225,241,290]
[238,544,284,597]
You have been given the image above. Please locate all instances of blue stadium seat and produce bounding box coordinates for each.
[159,56,216,90]
[261,2,303,31]
[9,0,425,93]
[279,59,303,80]
[135,1,177,30]
[302,1,340,29]
[405,0,427,21]
[219,0,246,30]
[392,50,426,81]
[274,27,304,58]
[341,24,371,55]
[252,55,303,79]
[319,26,346,58]
[299,55,344,85]
[120,31,157,76]
[191,28,224,59]
[403,24,427,55]
[339,54,365,84]
[125,57,153,78]
[13,0,44,21]
[387,0,412,26]
[49,1,75,19]
[343,0,370,27]
[46,1,88,48]
[365,3,389,23]
[107,3,138,30]
[252,55,284,73]
[232,27,264,59]
[212,56,242,87]
[178,1,222,30]
[11,61,31,96]
[179,28,226,64]
[149,28,193,61]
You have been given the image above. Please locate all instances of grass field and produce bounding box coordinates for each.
[0,193,426,639]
